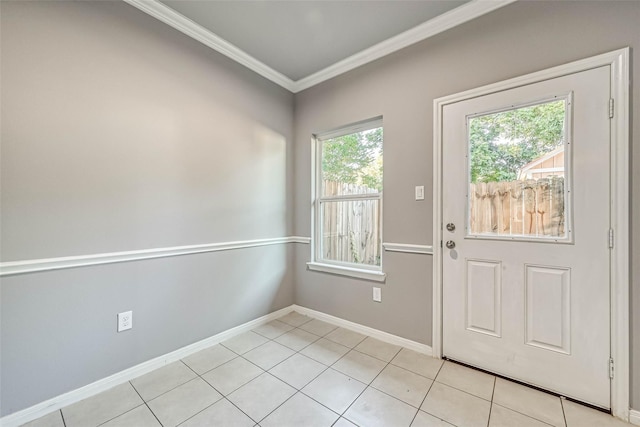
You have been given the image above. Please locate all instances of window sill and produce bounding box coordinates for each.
[306,262,386,282]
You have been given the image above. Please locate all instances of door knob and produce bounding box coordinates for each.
[446,223,456,232]
[446,240,456,249]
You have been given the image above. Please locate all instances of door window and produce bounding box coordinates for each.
[467,97,571,242]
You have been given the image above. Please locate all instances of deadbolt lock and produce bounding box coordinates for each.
[446,223,456,232]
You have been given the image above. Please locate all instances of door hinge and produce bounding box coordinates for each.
[609,358,615,379]
[609,228,614,249]
[609,98,615,119]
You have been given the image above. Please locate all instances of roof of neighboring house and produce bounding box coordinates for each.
[518,146,564,179]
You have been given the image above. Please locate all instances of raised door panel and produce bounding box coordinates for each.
[466,259,502,337]
[525,265,571,354]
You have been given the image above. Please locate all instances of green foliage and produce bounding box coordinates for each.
[469,100,565,183]
[322,127,383,191]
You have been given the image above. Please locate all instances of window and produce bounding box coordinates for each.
[308,117,385,281]
[467,97,570,242]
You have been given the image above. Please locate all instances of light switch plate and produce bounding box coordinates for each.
[415,186,425,201]
[373,287,382,302]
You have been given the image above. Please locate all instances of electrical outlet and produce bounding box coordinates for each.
[373,287,382,302]
[117,311,132,332]
[415,185,425,201]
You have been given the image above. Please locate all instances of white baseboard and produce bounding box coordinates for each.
[0,305,294,427]
[629,409,640,425]
[2,304,433,426]
[292,304,432,355]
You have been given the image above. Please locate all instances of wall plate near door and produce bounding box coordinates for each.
[373,287,382,302]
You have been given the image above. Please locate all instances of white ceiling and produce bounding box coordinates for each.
[124,0,517,92]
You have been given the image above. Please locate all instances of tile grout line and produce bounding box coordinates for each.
[174,360,229,426]
[389,348,444,379]
[253,377,316,425]
[129,360,201,406]
[445,358,577,427]
[194,350,275,425]
[59,409,67,427]
[251,323,342,424]
[196,342,287,397]
[411,379,437,426]
[127,380,164,427]
[257,317,389,425]
[400,359,445,427]
[175,397,245,427]
[208,316,338,425]
[413,358,448,425]
[241,338,299,368]
[323,332,445,425]
[366,360,439,410]
[297,368,358,420]
[489,402,557,427]
[243,315,329,425]
[431,376,494,403]
[94,404,145,427]
[164,347,278,426]
[560,397,568,427]
[273,326,323,353]
[288,327,366,418]
[335,344,402,423]
[222,396,260,426]
[179,345,270,426]
[486,377,497,427]
[92,385,155,427]
[197,355,256,394]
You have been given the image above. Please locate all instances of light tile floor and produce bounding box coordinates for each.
[23,311,633,427]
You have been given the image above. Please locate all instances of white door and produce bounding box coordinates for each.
[442,66,611,408]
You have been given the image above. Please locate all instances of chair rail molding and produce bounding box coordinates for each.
[0,236,311,277]
[382,242,433,255]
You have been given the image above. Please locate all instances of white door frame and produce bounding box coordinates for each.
[432,48,630,420]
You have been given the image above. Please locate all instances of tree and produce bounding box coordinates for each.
[322,127,383,191]
[469,100,565,183]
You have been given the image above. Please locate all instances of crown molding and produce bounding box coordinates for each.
[122,0,296,92]
[123,0,517,93]
[293,0,518,92]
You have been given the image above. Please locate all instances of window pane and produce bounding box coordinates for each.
[321,127,383,197]
[321,199,381,266]
[468,99,568,239]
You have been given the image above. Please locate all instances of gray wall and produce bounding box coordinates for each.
[3,0,640,418]
[1,1,294,415]
[293,0,640,408]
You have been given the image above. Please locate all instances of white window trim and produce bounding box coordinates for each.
[308,117,385,282]
[307,262,386,282]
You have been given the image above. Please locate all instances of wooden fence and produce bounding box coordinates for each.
[322,180,381,265]
[469,176,565,237]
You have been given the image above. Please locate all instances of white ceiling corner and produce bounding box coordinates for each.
[122,0,518,93]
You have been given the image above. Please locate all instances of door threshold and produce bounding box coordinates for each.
[443,357,611,415]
